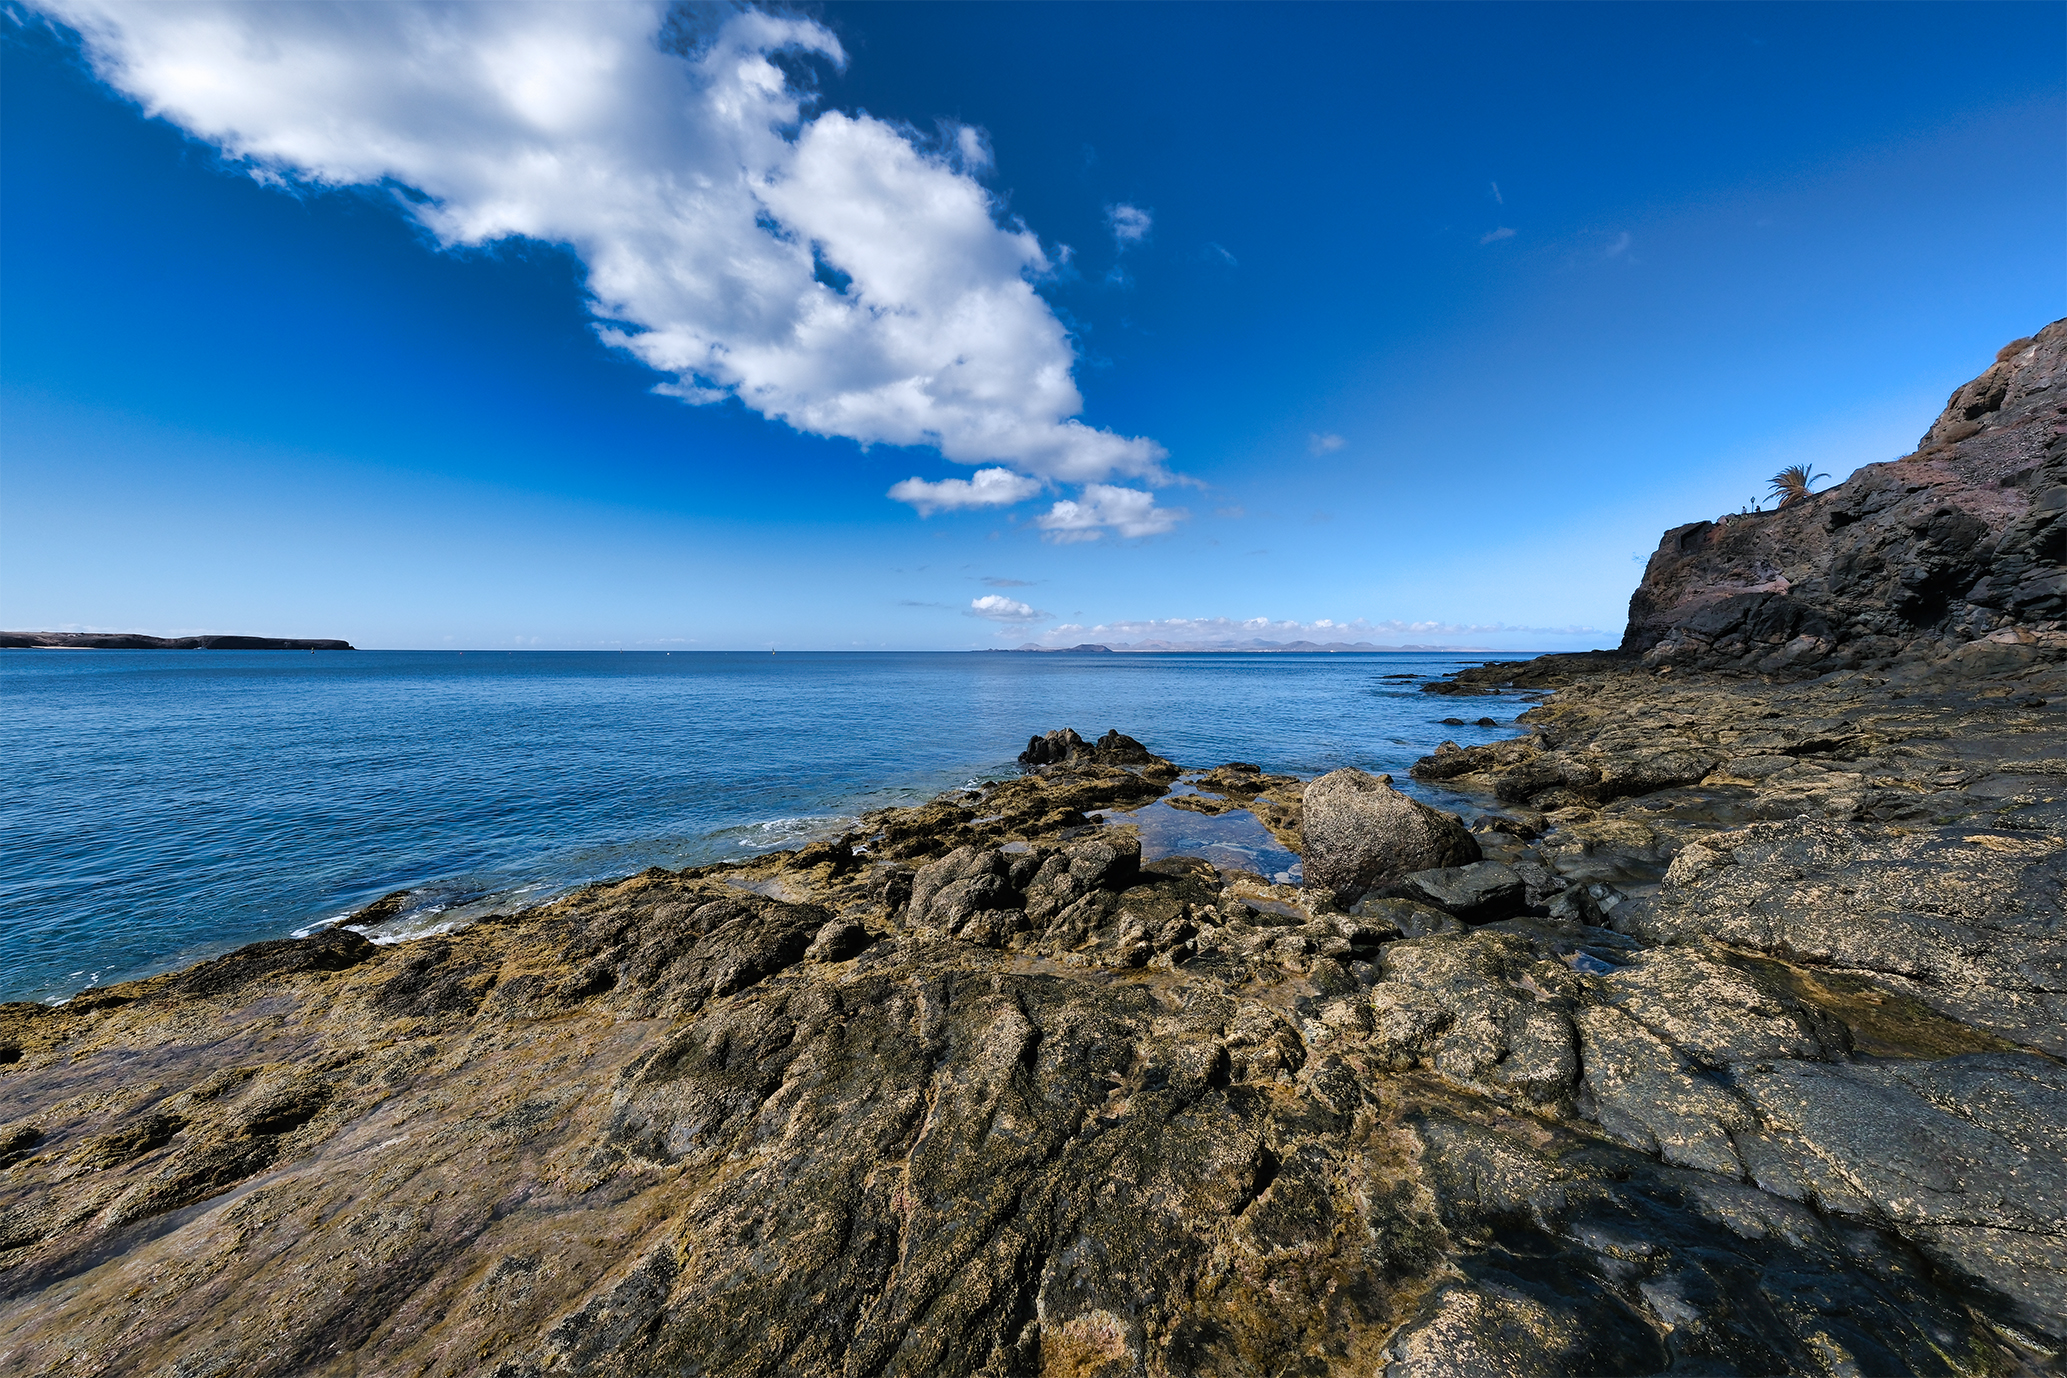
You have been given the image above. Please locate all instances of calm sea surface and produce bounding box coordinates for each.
[1,650,1536,1004]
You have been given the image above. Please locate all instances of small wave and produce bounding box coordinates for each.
[50,970,105,1005]
[715,814,855,852]
[351,912,469,945]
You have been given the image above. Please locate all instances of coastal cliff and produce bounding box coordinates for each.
[1626,319,2065,676]
[0,632,355,650]
[2,331,2064,1376]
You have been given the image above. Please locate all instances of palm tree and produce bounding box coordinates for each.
[1768,464,1829,507]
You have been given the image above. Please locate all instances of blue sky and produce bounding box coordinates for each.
[3,1,2061,650]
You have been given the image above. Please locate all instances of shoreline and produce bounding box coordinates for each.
[3,326,2062,1371]
[2,657,2062,1370]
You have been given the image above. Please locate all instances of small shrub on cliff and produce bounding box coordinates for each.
[1768,464,1829,507]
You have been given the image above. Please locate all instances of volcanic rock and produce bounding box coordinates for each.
[1623,320,2067,676]
[1018,726,1161,767]
[1389,860,1529,922]
[1299,768,1481,905]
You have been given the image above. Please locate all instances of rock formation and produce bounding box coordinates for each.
[1625,320,2065,675]
[4,328,2066,1374]
[4,697,2062,1373]
[1018,727,1158,767]
[1299,768,1481,904]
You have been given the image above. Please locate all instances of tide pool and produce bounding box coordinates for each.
[0,649,1536,1003]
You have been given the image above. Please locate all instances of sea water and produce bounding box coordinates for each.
[0,649,1537,1004]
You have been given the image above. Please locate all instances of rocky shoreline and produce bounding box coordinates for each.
[2,328,2063,1375]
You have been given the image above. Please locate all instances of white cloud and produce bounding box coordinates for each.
[954,124,993,174]
[887,467,1042,515]
[1035,484,1186,543]
[1203,241,1237,266]
[1605,232,1632,258]
[968,594,1050,623]
[1489,181,1504,205]
[1308,432,1345,455]
[1480,226,1516,244]
[41,1,1165,490]
[1107,203,1152,246]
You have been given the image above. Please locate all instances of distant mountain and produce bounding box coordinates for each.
[1002,639,1503,653]
[1,632,355,650]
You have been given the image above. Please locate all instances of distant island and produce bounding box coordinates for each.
[1,632,354,651]
[991,640,1509,653]
[2,326,2064,1375]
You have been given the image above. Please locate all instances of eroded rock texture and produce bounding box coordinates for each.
[1625,321,2067,675]
[1300,769,1482,906]
[3,682,2064,1375]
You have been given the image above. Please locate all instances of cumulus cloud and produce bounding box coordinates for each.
[1107,203,1152,246]
[1480,226,1515,244]
[1307,432,1345,455]
[887,467,1042,515]
[40,0,1166,500]
[1035,484,1186,542]
[968,594,1050,623]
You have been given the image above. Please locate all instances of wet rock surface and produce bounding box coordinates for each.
[2,681,2062,1376]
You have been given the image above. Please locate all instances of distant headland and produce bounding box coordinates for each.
[1,632,354,651]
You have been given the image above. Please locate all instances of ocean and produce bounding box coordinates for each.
[0,649,1536,1004]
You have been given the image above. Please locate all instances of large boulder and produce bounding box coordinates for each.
[1300,768,1481,905]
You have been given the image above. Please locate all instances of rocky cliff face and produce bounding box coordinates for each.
[1626,321,2066,676]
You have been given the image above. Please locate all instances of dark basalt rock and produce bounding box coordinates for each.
[1419,679,1498,697]
[1017,726,1159,766]
[1387,860,1529,923]
[1620,321,2067,678]
[165,926,377,999]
